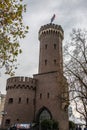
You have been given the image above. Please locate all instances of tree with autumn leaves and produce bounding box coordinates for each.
[0,0,28,76]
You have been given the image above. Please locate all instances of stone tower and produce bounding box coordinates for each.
[2,23,69,130]
[38,23,63,74]
[2,77,37,128]
[34,23,69,130]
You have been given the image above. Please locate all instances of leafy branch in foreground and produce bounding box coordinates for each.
[0,0,29,76]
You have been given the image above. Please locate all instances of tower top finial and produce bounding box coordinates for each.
[50,14,56,23]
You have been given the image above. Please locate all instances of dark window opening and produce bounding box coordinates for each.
[54,59,57,65]
[8,98,13,104]
[26,98,29,104]
[17,119,19,122]
[5,119,10,126]
[54,44,56,49]
[40,93,42,99]
[27,85,29,88]
[45,60,47,65]
[18,97,21,104]
[47,93,50,98]
[45,44,47,49]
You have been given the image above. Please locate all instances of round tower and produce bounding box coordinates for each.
[2,77,37,128]
[38,23,64,74]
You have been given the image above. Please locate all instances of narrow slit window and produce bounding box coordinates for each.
[45,44,47,49]
[26,98,29,104]
[47,93,50,98]
[45,60,47,65]
[54,59,57,65]
[40,93,42,99]
[18,97,21,104]
[54,44,56,49]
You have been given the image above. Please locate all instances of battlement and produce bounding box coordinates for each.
[6,76,37,90]
[39,23,64,40]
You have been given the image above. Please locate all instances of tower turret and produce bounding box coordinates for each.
[38,23,64,74]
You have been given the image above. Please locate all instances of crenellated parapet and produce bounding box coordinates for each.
[6,76,37,90]
[39,23,64,40]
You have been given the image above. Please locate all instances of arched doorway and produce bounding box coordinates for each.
[36,106,52,122]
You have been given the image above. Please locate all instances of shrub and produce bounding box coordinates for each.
[69,121,75,130]
[41,119,59,130]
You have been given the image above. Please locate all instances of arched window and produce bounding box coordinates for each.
[36,107,52,122]
[39,109,51,122]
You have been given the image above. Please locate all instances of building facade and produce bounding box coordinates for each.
[2,23,69,130]
[0,92,6,127]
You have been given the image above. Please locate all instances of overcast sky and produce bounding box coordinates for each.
[0,0,87,94]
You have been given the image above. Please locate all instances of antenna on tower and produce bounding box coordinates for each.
[50,14,56,23]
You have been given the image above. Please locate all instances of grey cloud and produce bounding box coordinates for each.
[1,0,87,94]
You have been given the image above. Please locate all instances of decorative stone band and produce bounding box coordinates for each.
[39,23,64,40]
[6,77,37,90]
